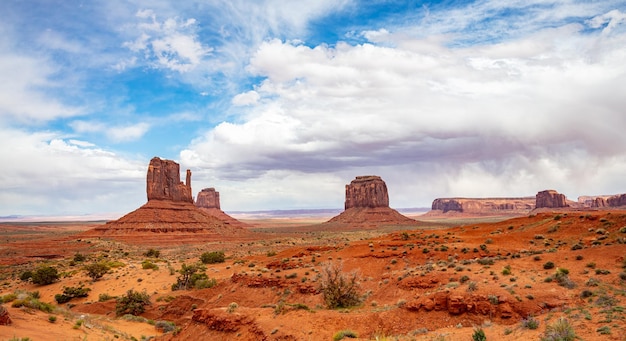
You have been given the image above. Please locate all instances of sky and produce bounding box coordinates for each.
[1,0,626,217]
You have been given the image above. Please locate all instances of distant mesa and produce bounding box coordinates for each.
[578,193,626,208]
[535,189,569,209]
[327,176,415,225]
[196,188,247,227]
[86,157,247,238]
[428,197,535,215]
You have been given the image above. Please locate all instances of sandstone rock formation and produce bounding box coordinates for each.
[430,197,535,215]
[196,188,247,227]
[535,190,568,209]
[196,188,220,209]
[146,157,193,203]
[344,176,389,209]
[327,176,414,226]
[607,193,626,207]
[0,305,11,325]
[86,157,248,241]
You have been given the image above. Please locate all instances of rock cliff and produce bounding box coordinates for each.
[430,197,534,214]
[535,190,568,209]
[327,176,414,226]
[607,193,626,207]
[146,157,193,203]
[87,157,248,240]
[344,176,389,209]
[196,188,247,227]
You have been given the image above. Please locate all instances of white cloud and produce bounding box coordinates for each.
[0,127,146,215]
[182,8,626,209]
[232,91,260,106]
[70,120,151,142]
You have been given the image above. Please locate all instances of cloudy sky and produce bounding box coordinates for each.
[1,0,626,217]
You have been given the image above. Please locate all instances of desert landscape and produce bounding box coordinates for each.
[0,158,625,341]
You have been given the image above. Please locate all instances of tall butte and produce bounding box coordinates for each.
[327,176,415,226]
[195,188,247,227]
[86,157,247,241]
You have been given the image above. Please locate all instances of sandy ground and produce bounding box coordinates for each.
[0,210,625,340]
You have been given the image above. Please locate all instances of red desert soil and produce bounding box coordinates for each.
[0,210,625,340]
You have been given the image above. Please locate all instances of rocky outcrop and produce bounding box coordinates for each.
[86,157,248,240]
[607,193,626,207]
[195,188,247,227]
[430,197,534,214]
[0,305,11,325]
[344,176,389,209]
[196,188,220,209]
[536,190,568,209]
[327,176,414,226]
[146,157,193,203]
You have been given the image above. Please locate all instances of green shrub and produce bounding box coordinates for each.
[115,289,151,316]
[472,327,486,341]
[73,253,87,262]
[84,261,110,281]
[12,292,54,313]
[333,330,358,340]
[155,320,177,333]
[48,315,57,323]
[541,318,576,341]
[144,248,160,258]
[31,266,59,285]
[141,260,159,270]
[319,262,363,309]
[543,261,555,270]
[171,263,208,290]
[20,271,33,282]
[99,293,115,302]
[200,251,225,264]
[521,316,539,330]
[54,286,90,304]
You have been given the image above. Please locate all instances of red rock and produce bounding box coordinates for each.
[447,295,466,315]
[345,176,389,209]
[196,188,220,209]
[0,305,11,325]
[146,157,193,203]
[535,190,568,208]
[607,193,626,207]
[430,197,535,214]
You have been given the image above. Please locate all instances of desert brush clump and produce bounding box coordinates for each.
[540,318,576,341]
[472,327,486,341]
[333,329,358,340]
[200,251,225,264]
[143,248,160,258]
[319,262,363,309]
[10,291,54,313]
[21,266,59,285]
[115,289,151,316]
[84,261,110,281]
[54,286,90,304]
[171,263,216,290]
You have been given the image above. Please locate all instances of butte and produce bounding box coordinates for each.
[325,175,416,227]
[84,157,248,244]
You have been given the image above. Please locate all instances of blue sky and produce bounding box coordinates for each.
[1,0,626,217]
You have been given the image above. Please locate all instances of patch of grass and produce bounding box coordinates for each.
[521,316,539,330]
[333,330,358,340]
[540,318,576,341]
[472,327,486,341]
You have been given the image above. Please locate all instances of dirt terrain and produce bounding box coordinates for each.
[0,210,625,340]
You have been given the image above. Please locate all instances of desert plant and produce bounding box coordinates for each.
[472,327,486,341]
[99,293,115,302]
[521,316,539,330]
[155,320,177,333]
[144,248,160,258]
[171,263,209,290]
[227,302,238,313]
[540,318,576,341]
[543,261,555,270]
[54,286,90,304]
[554,268,575,289]
[319,262,363,309]
[115,289,151,316]
[30,266,59,285]
[333,330,358,340]
[84,261,110,281]
[11,291,54,313]
[200,251,225,264]
[48,315,57,323]
[73,253,87,262]
[141,260,159,270]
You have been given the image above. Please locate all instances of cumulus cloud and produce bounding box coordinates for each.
[122,10,212,72]
[0,127,146,215]
[182,7,626,208]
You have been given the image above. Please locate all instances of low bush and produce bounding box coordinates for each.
[144,248,160,258]
[333,330,358,340]
[31,266,59,285]
[521,316,540,330]
[543,261,555,270]
[115,289,151,316]
[200,251,225,264]
[320,262,363,309]
[141,260,159,270]
[54,286,90,304]
[541,318,576,341]
[84,262,110,281]
[472,327,486,341]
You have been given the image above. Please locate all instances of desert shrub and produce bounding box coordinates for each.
[540,318,576,341]
[319,262,363,309]
[99,293,115,302]
[554,268,575,289]
[141,260,159,270]
[19,271,33,282]
[200,251,225,264]
[595,269,611,275]
[171,263,209,290]
[502,265,511,276]
[84,261,110,281]
[115,289,151,316]
[73,253,87,262]
[194,278,217,289]
[521,316,540,330]
[467,281,478,292]
[596,326,611,335]
[30,266,59,285]
[472,327,486,341]
[227,302,238,313]
[54,286,90,304]
[144,248,160,258]
[48,315,57,323]
[477,257,494,265]
[155,320,177,333]
[11,292,54,313]
[543,261,555,270]
[333,330,358,340]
